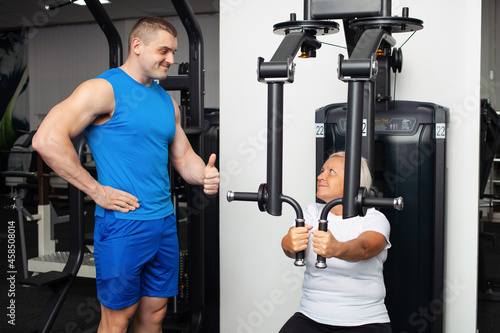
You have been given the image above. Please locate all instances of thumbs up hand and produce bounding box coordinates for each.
[204,153,220,195]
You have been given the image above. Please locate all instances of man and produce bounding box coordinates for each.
[32,17,220,332]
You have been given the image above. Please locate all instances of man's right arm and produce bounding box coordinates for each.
[32,79,139,213]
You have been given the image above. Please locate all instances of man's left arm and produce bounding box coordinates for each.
[169,103,220,195]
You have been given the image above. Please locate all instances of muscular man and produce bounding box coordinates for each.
[32,17,219,332]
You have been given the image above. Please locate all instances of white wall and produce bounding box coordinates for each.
[220,0,481,332]
[481,0,500,108]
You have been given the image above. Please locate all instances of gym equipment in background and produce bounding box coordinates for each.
[1,1,122,332]
[317,100,447,333]
[477,99,500,301]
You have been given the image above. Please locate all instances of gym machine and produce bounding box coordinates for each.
[227,0,409,262]
[21,0,123,281]
[478,99,500,301]
[314,2,447,333]
[11,0,217,332]
[160,1,220,332]
[227,1,446,332]
[1,1,123,332]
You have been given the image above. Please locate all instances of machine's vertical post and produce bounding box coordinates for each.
[362,81,376,170]
[304,0,312,20]
[343,81,364,218]
[381,0,392,17]
[267,82,284,216]
[169,1,206,331]
[36,153,55,256]
[84,0,123,68]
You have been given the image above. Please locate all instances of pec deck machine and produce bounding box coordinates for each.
[227,1,447,332]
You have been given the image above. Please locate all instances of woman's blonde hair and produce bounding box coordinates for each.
[328,151,372,189]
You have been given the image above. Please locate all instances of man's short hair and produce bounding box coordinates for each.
[129,16,178,50]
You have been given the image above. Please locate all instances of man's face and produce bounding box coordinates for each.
[316,156,345,203]
[139,30,177,80]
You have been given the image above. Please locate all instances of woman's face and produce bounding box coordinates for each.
[316,156,344,202]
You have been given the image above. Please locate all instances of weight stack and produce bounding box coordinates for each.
[316,100,448,333]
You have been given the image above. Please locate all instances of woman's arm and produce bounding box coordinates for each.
[312,230,388,261]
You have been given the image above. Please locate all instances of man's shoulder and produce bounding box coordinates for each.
[95,67,122,80]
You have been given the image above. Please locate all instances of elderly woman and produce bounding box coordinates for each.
[280,151,392,333]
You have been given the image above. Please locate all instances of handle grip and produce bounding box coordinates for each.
[226,191,258,202]
[315,220,328,269]
[294,219,306,266]
[363,196,404,211]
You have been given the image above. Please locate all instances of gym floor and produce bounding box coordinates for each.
[0,191,101,332]
[477,221,500,333]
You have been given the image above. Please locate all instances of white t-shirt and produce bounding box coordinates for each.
[296,203,391,326]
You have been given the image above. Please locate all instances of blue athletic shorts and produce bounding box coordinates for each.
[93,210,179,310]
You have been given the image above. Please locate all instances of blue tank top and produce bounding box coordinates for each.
[83,68,176,220]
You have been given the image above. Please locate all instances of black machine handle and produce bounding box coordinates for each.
[315,198,342,269]
[355,187,403,216]
[294,218,306,266]
[226,191,257,202]
[315,192,403,269]
[363,196,404,210]
[315,219,329,268]
[227,186,306,266]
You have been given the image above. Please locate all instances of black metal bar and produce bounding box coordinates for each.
[339,58,373,78]
[350,29,395,60]
[280,195,306,266]
[1,171,38,178]
[381,0,392,17]
[169,1,206,332]
[271,33,321,62]
[343,81,365,219]
[320,198,344,223]
[259,61,292,79]
[315,219,329,268]
[338,29,396,218]
[362,81,375,169]
[172,0,205,129]
[267,82,285,216]
[160,75,190,91]
[362,196,403,210]
[293,218,306,266]
[36,138,85,333]
[16,197,29,279]
[315,198,343,268]
[227,191,258,202]
[281,195,304,219]
[304,0,312,20]
[64,138,86,277]
[84,0,123,68]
